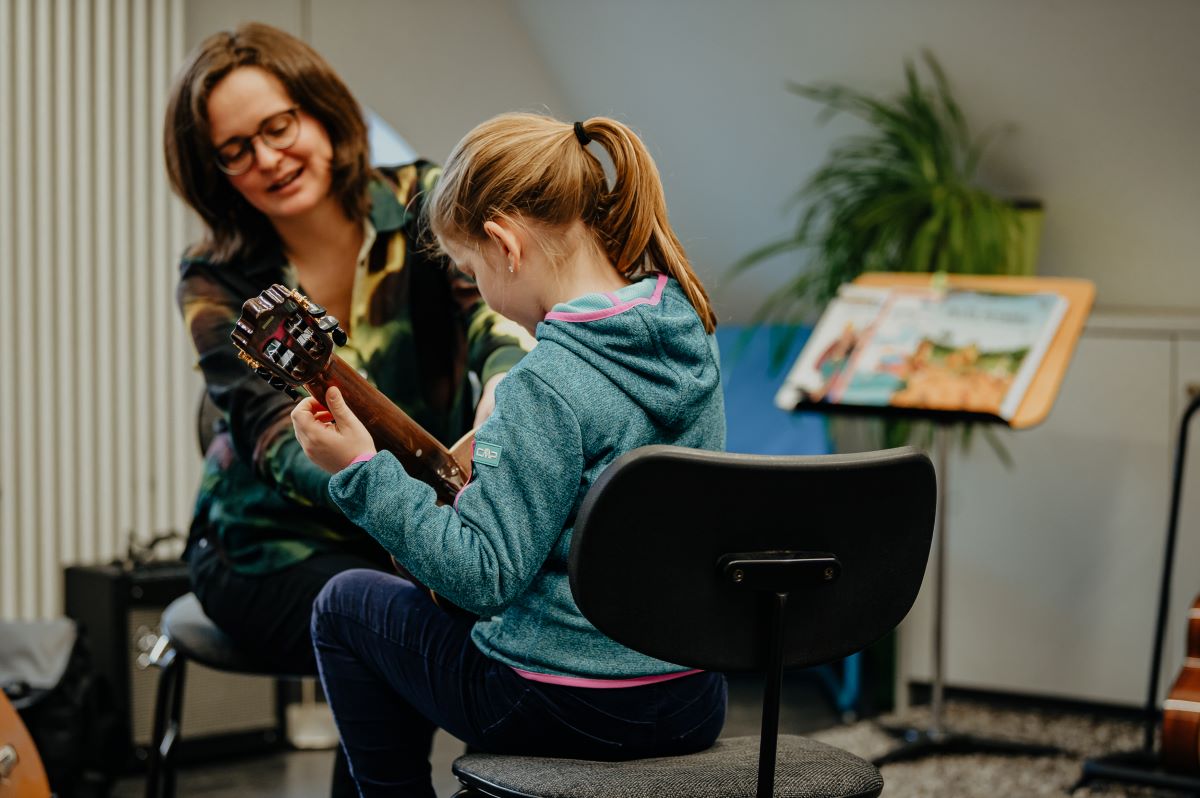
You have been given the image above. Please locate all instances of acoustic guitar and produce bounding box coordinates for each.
[0,692,50,798]
[1163,594,1200,772]
[231,283,476,619]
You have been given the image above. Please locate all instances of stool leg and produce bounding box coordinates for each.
[163,655,188,798]
[145,650,186,798]
[145,651,174,798]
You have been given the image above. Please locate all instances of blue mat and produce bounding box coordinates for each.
[716,325,829,456]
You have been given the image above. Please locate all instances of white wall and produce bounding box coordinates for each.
[896,315,1197,706]
[185,0,569,165]
[188,0,1200,320]
[512,0,1200,321]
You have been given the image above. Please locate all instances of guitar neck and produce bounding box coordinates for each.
[305,356,470,504]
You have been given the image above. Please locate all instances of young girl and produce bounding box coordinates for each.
[292,112,726,797]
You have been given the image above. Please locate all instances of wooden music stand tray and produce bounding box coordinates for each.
[788,272,1095,764]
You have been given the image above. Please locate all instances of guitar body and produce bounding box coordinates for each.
[1163,595,1200,772]
[0,693,50,798]
[231,284,479,620]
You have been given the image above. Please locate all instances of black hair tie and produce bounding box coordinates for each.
[573,121,591,146]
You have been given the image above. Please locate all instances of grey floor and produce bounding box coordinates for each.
[111,679,1166,797]
[111,672,839,798]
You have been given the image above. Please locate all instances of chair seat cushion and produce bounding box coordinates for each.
[452,734,882,798]
[161,593,305,677]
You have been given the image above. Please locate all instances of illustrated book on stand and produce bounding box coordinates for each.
[776,282,1069,422]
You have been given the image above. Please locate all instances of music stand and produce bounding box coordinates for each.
[1070,392,1200,794]
[785,273,1095,764]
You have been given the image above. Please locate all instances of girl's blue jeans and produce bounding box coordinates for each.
[311,568,727,798]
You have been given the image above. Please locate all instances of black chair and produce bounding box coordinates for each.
[452,444,936,798]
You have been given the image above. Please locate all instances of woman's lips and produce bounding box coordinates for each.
[268,167,303,192]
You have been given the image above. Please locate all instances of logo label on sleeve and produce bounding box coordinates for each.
[473,441,503,467]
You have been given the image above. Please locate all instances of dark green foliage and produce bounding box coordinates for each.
[735,53,1023,464]
[733,51,1022,332]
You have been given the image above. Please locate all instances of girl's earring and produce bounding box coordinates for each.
[508,262,516,274]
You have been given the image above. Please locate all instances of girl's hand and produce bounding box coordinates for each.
[292,387,377,474]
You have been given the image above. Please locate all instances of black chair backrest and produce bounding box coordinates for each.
[569,445,936,673]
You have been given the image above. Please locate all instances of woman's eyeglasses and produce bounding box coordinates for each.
[214,107,301,176]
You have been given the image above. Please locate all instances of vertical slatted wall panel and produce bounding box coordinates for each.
[0,0,17,615]
[0,0,198,620]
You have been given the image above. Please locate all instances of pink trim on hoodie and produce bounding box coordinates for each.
[543,274,667,323]
[511,666,701,689]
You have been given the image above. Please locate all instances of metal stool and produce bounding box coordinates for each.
[144,593,304,798]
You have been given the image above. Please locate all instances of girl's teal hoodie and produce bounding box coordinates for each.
[328,274,725,677]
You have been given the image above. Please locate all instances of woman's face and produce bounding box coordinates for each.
[206,66,334,223]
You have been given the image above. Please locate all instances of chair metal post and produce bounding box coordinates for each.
[756,591,788,798]
[720,550,841,798]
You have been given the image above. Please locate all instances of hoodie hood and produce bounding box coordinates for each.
[534,274,721,432]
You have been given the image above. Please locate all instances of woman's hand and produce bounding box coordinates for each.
[292,387,377,474]
[473,373,506,427]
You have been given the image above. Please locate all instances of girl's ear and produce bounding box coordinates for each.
[483,219,522,272]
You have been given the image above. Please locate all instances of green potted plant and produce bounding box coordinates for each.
[734,51,1041,338]
[734,52,1040,457]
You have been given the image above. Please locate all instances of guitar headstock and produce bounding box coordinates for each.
[230,284,347,396]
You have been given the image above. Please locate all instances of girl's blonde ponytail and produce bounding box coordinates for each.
[579,117,716,333]
[428,113,716,333]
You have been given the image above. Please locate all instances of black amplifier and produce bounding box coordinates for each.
[63,562,283,770]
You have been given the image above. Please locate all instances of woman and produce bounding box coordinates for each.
[163,22,529,796]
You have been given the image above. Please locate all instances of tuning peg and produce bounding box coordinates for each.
[316,314,348,346]
[306,301,326,319]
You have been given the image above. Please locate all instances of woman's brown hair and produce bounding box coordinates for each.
[163,22,371,263]
[427,113,716,333]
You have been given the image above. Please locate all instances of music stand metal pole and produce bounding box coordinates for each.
[930,422,948,739]
[875,421,1061,765]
